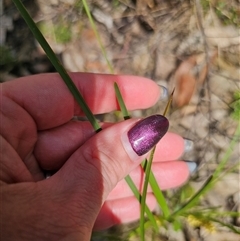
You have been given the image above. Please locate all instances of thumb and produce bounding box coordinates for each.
[49,115,168,228]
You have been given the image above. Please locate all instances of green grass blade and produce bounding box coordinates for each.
[171,122,240,218]
[183,210,240,234]
[114,82,158,230]
[114,82,131,119]
[212,122,240,180]
[12,0,101,131]
[82,0,114,74]
[188,210,240,218]
[171,175,213,217]
[140,147,156,240]
[124,175,158,232]
[209,217,240,234]
[141,90,175,219]
[115,81,171,227]
[142,161,170,218]
[162,88,174,116]
[139,89,174,238]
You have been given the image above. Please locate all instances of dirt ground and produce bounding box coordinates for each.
[1,0,239,240]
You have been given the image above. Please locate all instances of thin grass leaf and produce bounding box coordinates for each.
[182,211,240,234]
[186,210,240,218]
[130,219,158,240]
[209,217,240,234]
[125,175,159,232]
[210,161,240,191]
[114,82,131,119]
[82,0,114,74]
[144,89,175,218]
[12,0,101,132]
[139,89,175,239]
[140,147,156,240]
[142,161,170,218]
[114,82,174,236]
[210,211,240,218]
[172,114,240,218]
[212,122,240,180]
[162,88,175,116]
[171,175,213,217]
[140,89,175,220]
[114,82,158,230]
[114,82,169,217]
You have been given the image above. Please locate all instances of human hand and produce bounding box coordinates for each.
[0,73,194,240]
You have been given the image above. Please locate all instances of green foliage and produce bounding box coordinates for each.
[82,0,114,73]
[180,183,195,201]
[201,0,239,27]
[112,0,121,8]
[215,1,240,27]
[172,219,182,231]
[200,0,210,13]
[74,0,84,11]
[231,91,240,121]
[0,46,14,66]
[38,20,72,44]
[54,23,72,44]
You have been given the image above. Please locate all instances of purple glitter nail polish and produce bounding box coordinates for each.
[128,115,169,156]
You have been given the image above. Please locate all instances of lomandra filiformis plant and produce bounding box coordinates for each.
[13,1,240,240]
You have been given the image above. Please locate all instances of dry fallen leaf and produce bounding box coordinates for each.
[172,51,217,107]
[172,55,197,107]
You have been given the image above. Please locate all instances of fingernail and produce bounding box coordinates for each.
[158,85,168,100]
[184,161,197,174]
[127,115,169,156]
[183,139,194,152]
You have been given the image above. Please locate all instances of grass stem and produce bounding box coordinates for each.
[12,0,101,132]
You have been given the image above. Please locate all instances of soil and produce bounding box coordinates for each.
[1,0,239,240]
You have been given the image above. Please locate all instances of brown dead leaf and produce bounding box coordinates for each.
[172,56,197,107]
[172,51,217,108]
[174,73,196,107]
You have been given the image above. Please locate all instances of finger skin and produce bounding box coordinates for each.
[52,118,149,201]
[35,121,184,170]
[93,194,156,230]
[107,161,189,200]
[34,121,95,170]
[1,73,161,179]
[153,132,184,162]
[3,73,160,130]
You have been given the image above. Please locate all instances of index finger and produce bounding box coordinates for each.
[3,73,161,129]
